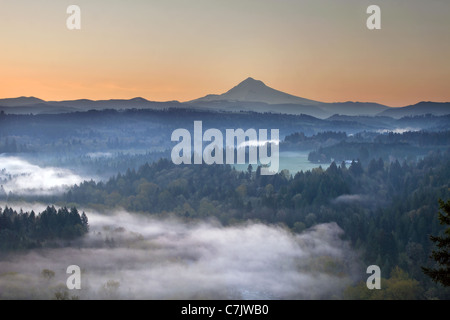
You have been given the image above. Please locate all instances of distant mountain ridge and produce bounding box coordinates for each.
[0,97,182,114]
[186,77,392,117]
[0,96,45,107]
[190,77,320,106]
[1,78,449,118]
[377,102,450,119]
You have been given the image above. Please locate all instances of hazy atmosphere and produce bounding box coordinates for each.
[0,209,359,299]
[1,0,449,304]
[1,0,449,106]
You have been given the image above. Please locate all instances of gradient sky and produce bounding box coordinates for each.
[0,0,449,107]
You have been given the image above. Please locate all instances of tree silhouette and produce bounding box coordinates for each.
[422,199,450,287]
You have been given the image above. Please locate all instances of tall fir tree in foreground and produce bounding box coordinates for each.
[422,199,450,287]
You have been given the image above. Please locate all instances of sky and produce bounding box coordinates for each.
[0,0,449,107]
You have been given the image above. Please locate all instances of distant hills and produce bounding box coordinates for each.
[1,78,449,119]
[377,102,450,118]
[0,96,45,107]
[0,97,182,115]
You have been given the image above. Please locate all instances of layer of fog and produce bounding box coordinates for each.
[0,201,50,213]
[0,156,90,196]
[0,207,362,300]
[332,194,370,205]
[237,139,280,149]
[86,152,113,159]
[376,127,419,134]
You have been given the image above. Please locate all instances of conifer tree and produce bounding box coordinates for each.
[422,199,450,287]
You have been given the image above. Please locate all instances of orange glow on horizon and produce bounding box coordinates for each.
[1,0,449,108]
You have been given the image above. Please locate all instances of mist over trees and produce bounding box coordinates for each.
[1,108,449,299]
[55,148,450,299]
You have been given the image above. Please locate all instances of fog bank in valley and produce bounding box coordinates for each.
[0,156,89,196]
[0,209,362,299]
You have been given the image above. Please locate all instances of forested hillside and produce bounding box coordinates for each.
[59,149,450,298]
[1,108,449,299]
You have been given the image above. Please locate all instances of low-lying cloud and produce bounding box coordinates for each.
[0,208,361,300]
[0,156,89,196]
[376,127,419,134]
[332,194,370,205]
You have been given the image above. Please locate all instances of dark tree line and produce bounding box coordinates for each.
[0,206,88,250]
[307,130,450,163]
[374,131,450,146]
